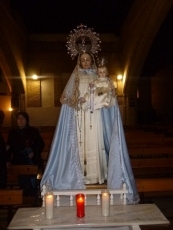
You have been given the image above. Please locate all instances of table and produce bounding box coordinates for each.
[7,204,169,230]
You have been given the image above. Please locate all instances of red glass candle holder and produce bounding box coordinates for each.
[76,194,85,218]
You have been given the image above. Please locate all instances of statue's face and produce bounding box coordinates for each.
[98,67,107,78]
[80,53,92,69]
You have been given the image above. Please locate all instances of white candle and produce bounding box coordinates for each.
[101,189,110,216]
[45,191,54,219]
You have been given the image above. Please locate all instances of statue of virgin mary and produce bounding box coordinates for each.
[40,25,139,204]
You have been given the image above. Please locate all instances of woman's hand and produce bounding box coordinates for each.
[6,145,10,151]
[6,162,11,168]
[28,152,34,158]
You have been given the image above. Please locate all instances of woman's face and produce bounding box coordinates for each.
[17,114,27,129]
[80,53,92,69]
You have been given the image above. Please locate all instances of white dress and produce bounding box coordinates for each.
[92,77,116,110]
[76,71,107,184]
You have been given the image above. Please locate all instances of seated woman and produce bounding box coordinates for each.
[41,25,139,204]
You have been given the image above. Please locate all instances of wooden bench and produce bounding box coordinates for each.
[126,126,173,135]
[131,158,173,168]
[136,178,173,193]
[125,132,165,139]
[7,165,42,205]
[7,165,38,175]
[130,157,173,201]
[7,165,39,189]
[131,157,173,178]
[0,189,23,223]
[125,129,173,159]
[126,136,173,146]
[129,146,173,158]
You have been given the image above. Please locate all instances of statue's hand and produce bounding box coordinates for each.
[89,83,94,88]
[78,97,86,104]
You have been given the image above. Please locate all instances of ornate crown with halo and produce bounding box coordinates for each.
[66,24,101,59]
[97,56,108,67]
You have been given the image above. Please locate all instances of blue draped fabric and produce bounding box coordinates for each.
[101,99,139,203]
[41,99,139,204]
[40,105,85,190]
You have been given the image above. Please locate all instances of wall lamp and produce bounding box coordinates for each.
[117,74,123,80]
[32,74,38,80]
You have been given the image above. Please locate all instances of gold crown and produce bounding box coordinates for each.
[66,24,101,59]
